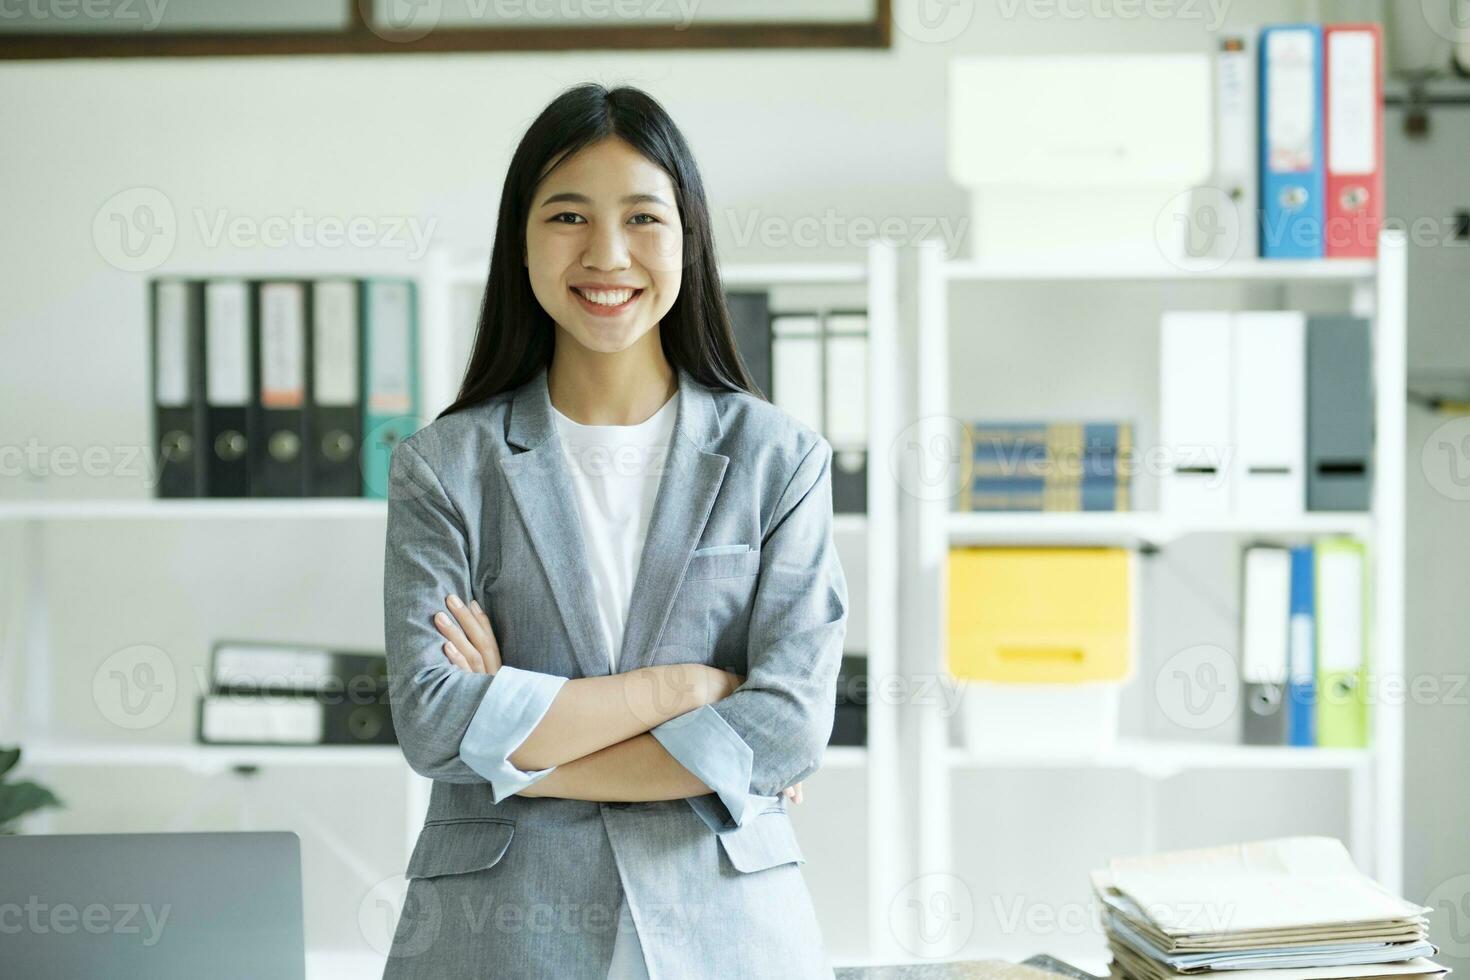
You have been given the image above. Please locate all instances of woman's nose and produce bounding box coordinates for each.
[581,224,631,271]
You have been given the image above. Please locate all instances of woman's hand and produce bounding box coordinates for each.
[783,782,804,804]
[434,594,502,675]
[704,667,744,703]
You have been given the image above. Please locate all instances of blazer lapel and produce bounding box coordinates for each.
[499,367,611,680]
[618,368,728,673]
[498,364,729,680]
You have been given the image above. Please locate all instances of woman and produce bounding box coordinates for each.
[381,83,848,979]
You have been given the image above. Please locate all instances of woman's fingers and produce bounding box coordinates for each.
[469,599,503,672]
[446,594,492,654]
[441,641,474,672]
[434,609,484,673]
[450,594,500,664]
[783,782,804,804]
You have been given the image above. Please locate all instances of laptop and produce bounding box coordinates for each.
[0,831,305,979]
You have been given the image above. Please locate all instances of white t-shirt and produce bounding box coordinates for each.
[551,387,677,979]
[550,388,678,674]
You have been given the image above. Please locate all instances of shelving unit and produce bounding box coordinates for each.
[0,239,901,965]
[904,231,1407,960]
[947,511,1376,548]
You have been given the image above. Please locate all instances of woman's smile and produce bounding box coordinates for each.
[570,284,645,316]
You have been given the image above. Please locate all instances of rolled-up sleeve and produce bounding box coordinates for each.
[663,436,848,827]
[651,704,756,830]
[384,437,564,786]
[460,665,567,801]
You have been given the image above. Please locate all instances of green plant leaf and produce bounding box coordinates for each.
[0,746,19,778]
[0,782,63,826]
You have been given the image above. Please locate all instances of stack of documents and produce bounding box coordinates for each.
[1092,838,1444,980]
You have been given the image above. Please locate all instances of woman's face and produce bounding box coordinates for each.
[525,136,684,356]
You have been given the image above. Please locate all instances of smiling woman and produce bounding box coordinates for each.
[380,82,847,980]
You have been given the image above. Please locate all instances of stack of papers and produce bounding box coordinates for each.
[1091,838,1445,980]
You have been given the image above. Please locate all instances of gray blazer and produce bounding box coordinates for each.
[381,363,849,979]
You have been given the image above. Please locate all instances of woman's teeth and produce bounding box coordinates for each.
[575,287,637,307]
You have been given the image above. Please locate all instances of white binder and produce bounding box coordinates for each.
[823,312,868,450]
[1160,311,1234,516]
[1241,546,1291,744]
[771,313,823,434]
[1232,311,1306,515]
[1199,35,1258,262]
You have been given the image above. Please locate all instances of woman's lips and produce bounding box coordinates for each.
[571,286,643,317]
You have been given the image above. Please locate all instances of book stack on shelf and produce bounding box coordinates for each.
[1093,838,1441,980]
[149,277,421,501]
[960,421,1134,512]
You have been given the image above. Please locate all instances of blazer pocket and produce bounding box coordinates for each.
[715,807,806,874]
[686,546,761,581]
[405,817,516,880]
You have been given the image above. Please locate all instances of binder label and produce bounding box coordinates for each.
[367,283,414,414]
[1318,548,1364,670]
[825,328,868,447]
[205,282,250,407]
[154,281,189,407]
[260,283,306,409]
[313,281,359,407]
[1267,29,1318,173]
[772,315,823,435]
[1328,31,1376,176]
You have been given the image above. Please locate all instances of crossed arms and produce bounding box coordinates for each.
[382,434,847,828]
[433,593,755,802]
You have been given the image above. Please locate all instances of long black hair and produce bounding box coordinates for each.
[437,83,761,420]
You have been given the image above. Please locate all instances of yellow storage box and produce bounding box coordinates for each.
[947,546,1132,683]
[948,547,1135,753]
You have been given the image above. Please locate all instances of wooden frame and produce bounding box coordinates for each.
[0,0,890,59]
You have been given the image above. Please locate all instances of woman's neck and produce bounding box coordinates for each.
[547,338,677,426]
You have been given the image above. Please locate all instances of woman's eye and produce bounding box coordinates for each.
[550,212,585,225]
[630,213,659,225]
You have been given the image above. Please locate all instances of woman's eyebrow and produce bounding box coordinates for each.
[539,191,671,208]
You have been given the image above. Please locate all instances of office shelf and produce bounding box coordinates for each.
[820,745,868,769]
[948,740,1372,778]
[24,740,868,771]
[947,511,1374,547]
[941,256,1377,283]
[905,230,1408,961]
[0,501,873,535]
[0,499,390,522]
[24,738,409,775]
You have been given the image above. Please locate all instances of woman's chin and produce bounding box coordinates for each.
[563,323,644,355]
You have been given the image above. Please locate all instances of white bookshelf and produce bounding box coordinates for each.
[0,239,902,965]
[947,511,1376,548]
[948,740,1372,777]
[904,231,1408,959]
[939,256,1378,283]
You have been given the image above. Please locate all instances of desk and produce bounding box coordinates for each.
[837,957,1104,980]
